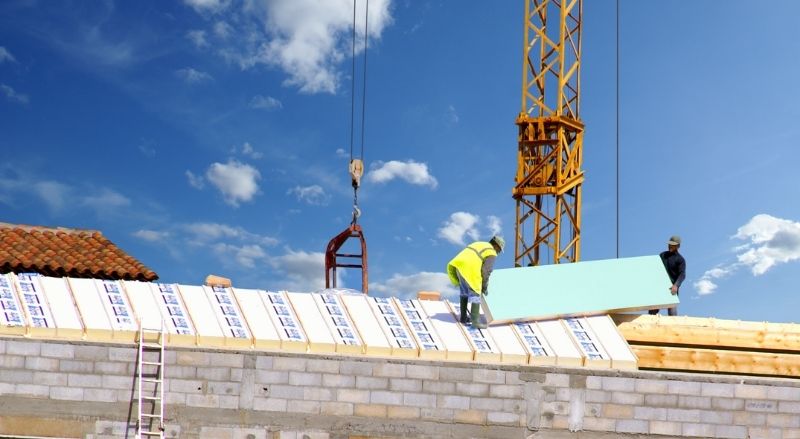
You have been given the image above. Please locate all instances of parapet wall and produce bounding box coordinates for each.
[1,337,799,439]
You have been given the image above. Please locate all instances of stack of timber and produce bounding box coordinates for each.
[612,314,800,378]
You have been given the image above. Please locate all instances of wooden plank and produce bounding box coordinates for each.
[632,345,800,377]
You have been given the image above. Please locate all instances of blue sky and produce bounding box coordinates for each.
[2,1,799,323]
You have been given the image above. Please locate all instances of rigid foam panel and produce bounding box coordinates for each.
[535,319,583,367]
[67,278,116,341]
[394,298,446,360]
[177,285,226,347]
[339,294,392,357]
[13,273,58,338]
[38,276,84,339]
[585,315,637,370]
[149,283,196,346]
[484,255,677,323]
[447,300,503,363]
[0,273,26,335]
[232,288,281,350]
[203,286,252,349]
[313,293,364,355]
[418,299,474,362]
[486,322,529,364]
[287,292,335,353]
[261,291,307,352]
[366,297,418,358]
[96,279,138,341]
[123,280,165,330]
[563,317,611,368]
[512,321,558,366]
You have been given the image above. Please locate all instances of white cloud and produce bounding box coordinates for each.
[370,272,458,300]
[335,148,348,158]
[438,212,480,246]
[186,30,209,48]
[187,0,392,94]
[269,249,330,292]
[249,95,282,110]
[487,215,502,236]
[288,185,330,206]
[186,170,205,189]
[213,21,232,39]
[240,142,264,159]
[445,105,459,125]
[212,243,267,268]
[1,84,29,105]
[0,46,16,63]
[175,67,213,84]
[694,279,717,296]
[133,229,170,242]
[366,160,438,189]
[205,159,261,207]
[32,181,71,211]
[82,188,131,209]
[184,222,278,247]
[183,0,230,14]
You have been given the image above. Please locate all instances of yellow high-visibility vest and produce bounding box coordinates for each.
[447,241,497,294]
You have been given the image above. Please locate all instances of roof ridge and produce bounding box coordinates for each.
[0,222,101,235]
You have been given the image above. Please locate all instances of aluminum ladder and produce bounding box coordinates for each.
[136,320,166,438]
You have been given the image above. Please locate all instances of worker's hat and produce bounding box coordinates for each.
[668,235,681,246]
[490,235,506,252]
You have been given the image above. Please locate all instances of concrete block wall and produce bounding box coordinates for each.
[1,337,799,438]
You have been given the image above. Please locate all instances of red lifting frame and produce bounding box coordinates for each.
[324,224,368,294]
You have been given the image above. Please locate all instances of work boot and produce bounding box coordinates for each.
[470,303,486,329]
[459,297,470,324]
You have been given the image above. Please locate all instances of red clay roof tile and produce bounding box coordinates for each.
[0,222,158,281]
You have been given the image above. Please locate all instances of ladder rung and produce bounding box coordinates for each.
[141,361,162,366]
[140,413,162,418]
[139,432,163,437]
[141,343,163,349]
[142,396,161,401]
[142,378,162,383]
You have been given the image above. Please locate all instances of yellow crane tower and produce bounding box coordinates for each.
[514,0,585,267]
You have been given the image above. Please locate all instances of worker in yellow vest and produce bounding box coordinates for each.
[447,235,505,329]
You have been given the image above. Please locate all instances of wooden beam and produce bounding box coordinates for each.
[632,345,800,377]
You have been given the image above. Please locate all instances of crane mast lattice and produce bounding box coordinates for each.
[514,0,585,267]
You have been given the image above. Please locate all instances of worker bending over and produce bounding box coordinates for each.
[447,235,505,329]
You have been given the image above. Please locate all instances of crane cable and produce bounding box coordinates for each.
[615,0,620,258]
[348,0,370,225]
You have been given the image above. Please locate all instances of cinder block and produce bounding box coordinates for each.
[602,404,633,419]
[745,427,782,439]
[453,409,486,425]
[354,403,387,418]
[370,390,403,405]
[389,378,422,392]
[84,388,117,402]
[502,399,525,414]
[7,340,41,356]
[584,403,602,418]
[25,357,59,371]
[505,371,523,385]
[767,413,800,428]
[616,419,648,434]
[60,360,94,373]
[700,409,734,424]
[321,401,353,416]
[336,388,370,404]
[701,382,735,398]
[583,417,616,432]
[255,356,273,370]
[94,361,129,375]
[746,400,778,412]
[306,359,339,374]
[0,355,25,368]
[166,392,187,405]
[303,387,334,401]
[50,386,83,401]
[487,411,519,426]
[735,384,768,399]
[645,394,678,407]
[439,366,472,382]
[734,411,766,426]
[611,391,644,406]
[667,408,701,423]
[322,374,354,388]
[355,376,387,390]
[0,382,13,393]
[649,420,681,435]
[208,382,240,395]
[455,382,489,397]
[767,386,800,401]
[101,375,133,391]
[267,384,304,399]
[108,347,136,362]
[253,397,287,412]
[231,368,243,382]
[634,406,666,421]
[555,388,571,402]
[168,379,204,394]
[679,395,712,409]
[388,405,420,420]
[74,345,108,361]
[15,383,49,397]
[33,371,67,386]
[544,373,570,387]
[339,360,372,376]
[219,395,239,409]
[420,407,453,423]
[373,363,406,378]
[586,376,602,390]
[470,397,507,411]
[439,395,470,410]
[176,351,210,366]
[602,377,635,393]
[68,373,103,388]
[407,364,438,380]
[683,423,715,437]
[423,380,455,394]
[289,371,321,386]
[635,378,668,394]
[256,370,289,384]
[714,425,748,439]
[164,365,196,379]
[490,384,522,399]
[668,380,701,396]
[713,397,745,411]
[403,392,436,408]
[41,343,74,359]
[187,394,219,408]
[472,369,505,385]
[586,389,610,403]
[784,428,800,439]
[779,401,800,414]
[197,367,231,381]
[208,352,243,368]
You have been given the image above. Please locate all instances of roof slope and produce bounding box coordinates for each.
[0,222,158,281]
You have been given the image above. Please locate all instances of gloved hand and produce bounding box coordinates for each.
[482,288,489,297]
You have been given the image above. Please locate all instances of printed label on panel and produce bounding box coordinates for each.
[209,286,250,339]
[318,293,362,346]
[452,301,493,353]
[370,297,415,350]
[99,280,137,330]
[15,273,55,329]
[153,283,194,335]
[396,299,443,352]
[0,273,24,327]
[265,291,306,342]
[565,317,606,361]
[514,322,552,358]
